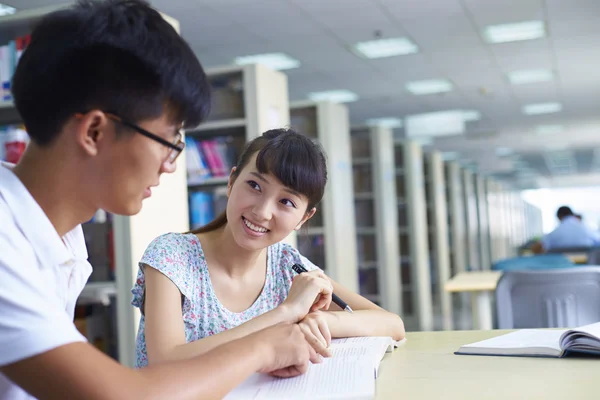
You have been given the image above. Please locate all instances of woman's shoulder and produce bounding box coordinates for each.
[140,232,202,267]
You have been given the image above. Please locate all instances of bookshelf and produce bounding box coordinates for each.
[0,5,186,368]
[462,168,480,270]
[424,151,451,330]
[485,178,507,263]
[444,161,467,276]
[289,101,358,292]
[475,174,492,270]
[350,125,401,315]
[395,139,432,332]
[184,64,291,241]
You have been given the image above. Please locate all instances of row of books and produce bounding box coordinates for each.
[0,124,29,163]
[0,35,31,101]
[185,136,238,184]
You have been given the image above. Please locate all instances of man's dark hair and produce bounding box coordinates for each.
[12,0,210,146]
[556,206,574,220]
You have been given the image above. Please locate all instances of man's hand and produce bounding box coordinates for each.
[298,311,332,363]
[253,323,316,378]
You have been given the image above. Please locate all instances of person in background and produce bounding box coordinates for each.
[531,206,599,253]
[0,1,315,399]
[132,129,405,368]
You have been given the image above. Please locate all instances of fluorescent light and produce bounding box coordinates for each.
[365,117,403,128]
[0,4,15,16]
[496,147,513,157]
[308,90,358,103]
[536,124,564,135]
[234,52,300,71]
[405,110,465,137]
[508,69,553,84]
[522,102,562,115]
[483,20,546,44]
[406,79,453,95]
[462,110,481,122]
[353,37,418,59]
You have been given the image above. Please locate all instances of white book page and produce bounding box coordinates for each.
[460,329,565,356]
[560,322,600,349]
[224,357,374,400]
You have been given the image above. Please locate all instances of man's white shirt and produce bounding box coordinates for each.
[0,162,92,400]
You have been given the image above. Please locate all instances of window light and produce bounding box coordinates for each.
[234,52,300,71]
[483,21,546,44]
[353,37,418,59]
[308,90,359,103]
[406,79,453,95]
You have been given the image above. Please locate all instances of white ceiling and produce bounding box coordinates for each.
[8,0,600,189]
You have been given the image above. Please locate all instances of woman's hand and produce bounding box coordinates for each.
[280,270,333,322]
[298,311,332,362]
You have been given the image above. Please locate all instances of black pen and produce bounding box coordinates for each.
[291,263,353,313]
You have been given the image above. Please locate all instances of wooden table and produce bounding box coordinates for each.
[444,271,502,330]
[376,330,597,399]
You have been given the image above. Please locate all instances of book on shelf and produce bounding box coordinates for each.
[189,188,227,229]
[185,136,238,185]
[224,336,406,400]
[0,34,31,101]
[456,322,600,358]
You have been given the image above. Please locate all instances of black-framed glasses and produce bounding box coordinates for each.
[105,113,185,164]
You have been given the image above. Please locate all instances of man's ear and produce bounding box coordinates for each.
[295,207,317,231]
[74,110,110,157]
[227,166,237,197]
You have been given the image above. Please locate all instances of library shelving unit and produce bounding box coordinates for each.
[474,174,492,270]
[349,125,401,315]
[461,168,480,270]
[289,101,358,292]
[395,139,432,332]
[184,63,291,240]
[485,178,509,263]
[444,161,467,277]
[423,150,452,330]
[0,5,186,368]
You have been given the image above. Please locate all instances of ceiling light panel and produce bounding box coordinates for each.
[353,37,418,59]
[366,117,403,128]
[234,52,300,71]
[508,69,553,84]
[483,21,546,44]
[522,102,562,115]
[307,90,359,103]
[0,4,15,16]
[405,79,453,95]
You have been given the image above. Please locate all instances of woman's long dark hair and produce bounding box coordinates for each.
[190,128,328,234]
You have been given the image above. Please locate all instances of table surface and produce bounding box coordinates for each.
[376,330,597,399]
[444,271,502,292]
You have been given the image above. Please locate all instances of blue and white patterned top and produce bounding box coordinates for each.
[131,232,318,368]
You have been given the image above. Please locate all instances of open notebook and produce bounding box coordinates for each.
[224,336,405,400]
[456,321,600,358]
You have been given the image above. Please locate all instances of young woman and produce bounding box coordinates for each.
[132,128,405,368]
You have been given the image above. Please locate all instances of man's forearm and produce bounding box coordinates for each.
[323,310,405,341]
[140,336,264,400]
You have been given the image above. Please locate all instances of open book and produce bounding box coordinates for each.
[456,321,600,358]
[224,336,405,400]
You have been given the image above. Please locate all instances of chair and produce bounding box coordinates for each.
[586,248,600,265]
[492,254,573,272]
[496,266,600,329]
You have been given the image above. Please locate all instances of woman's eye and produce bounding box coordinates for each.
[281,199,297,208]
[247,180,261,191]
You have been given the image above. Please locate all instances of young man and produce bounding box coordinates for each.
[0,1,328,399]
